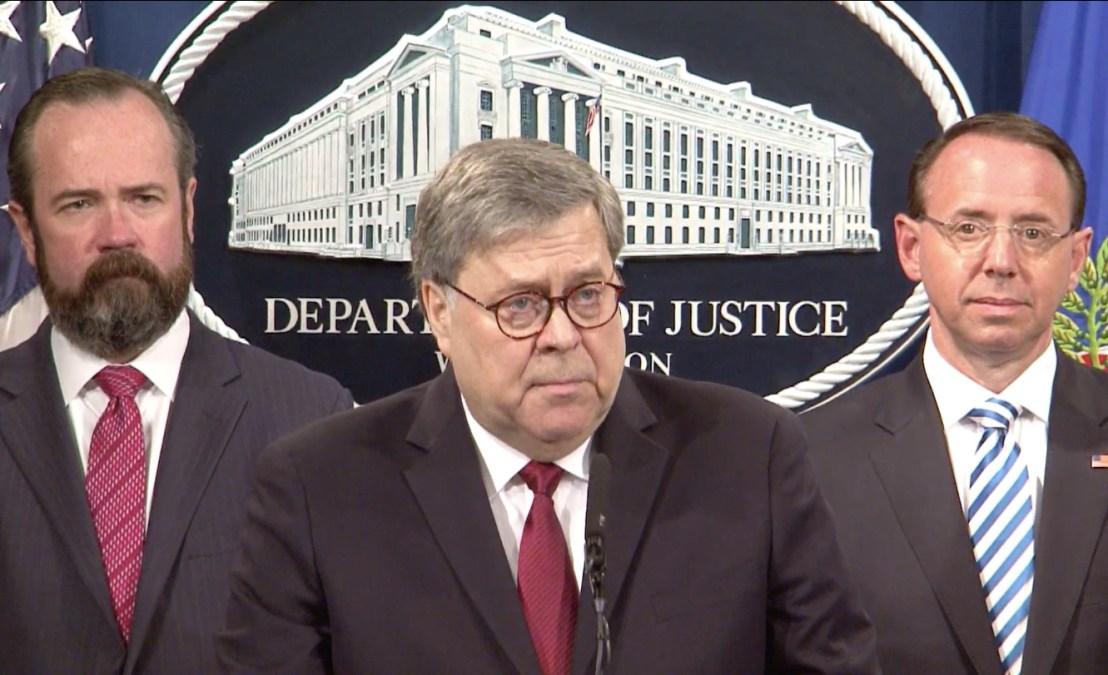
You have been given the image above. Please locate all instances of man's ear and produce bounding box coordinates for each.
[1068,227,1093,291]
[420,280,453,357]
[894,213,923,282]
[8,201,37,267]
[184,177,197,244]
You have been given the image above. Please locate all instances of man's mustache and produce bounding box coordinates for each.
[81,251,163,290]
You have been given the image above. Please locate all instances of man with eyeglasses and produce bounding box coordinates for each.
[218,137,878,674]
[803,112,1108,675]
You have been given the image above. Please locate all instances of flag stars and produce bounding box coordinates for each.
[39,0,85,64]
[0,1,21,43]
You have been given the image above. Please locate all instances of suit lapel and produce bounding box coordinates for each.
[867,360,1003,675]
[126,319,247,667]
[572,374,668,675]
[1021,355,1108,675]
[403,369,541,675]
[0,324,118,630]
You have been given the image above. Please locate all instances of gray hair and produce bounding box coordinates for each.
[410,138,624,290]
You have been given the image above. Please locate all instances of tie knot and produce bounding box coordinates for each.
[967,397,1020,432]
[95,366,146,400]
[519,461,564,497]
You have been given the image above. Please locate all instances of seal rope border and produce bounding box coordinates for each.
[152,0,974,409]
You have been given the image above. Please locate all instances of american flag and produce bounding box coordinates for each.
[584,94,601,138]
[0,1,93,316]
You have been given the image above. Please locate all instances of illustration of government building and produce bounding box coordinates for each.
[228,5,879,260]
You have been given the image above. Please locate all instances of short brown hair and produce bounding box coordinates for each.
[906,111,1086,231]
[410,138,624,292]
[7,66,197,214]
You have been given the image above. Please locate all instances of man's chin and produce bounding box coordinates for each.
[49,279,185,360]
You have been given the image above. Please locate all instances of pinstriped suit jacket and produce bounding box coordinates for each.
[0,312,353,674]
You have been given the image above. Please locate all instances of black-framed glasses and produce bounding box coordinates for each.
[448,279,626,340]
[917,213,1072,256]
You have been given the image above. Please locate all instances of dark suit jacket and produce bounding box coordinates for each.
[217,367,878,674]
[801,351,1108,675]
[0,313,353,675]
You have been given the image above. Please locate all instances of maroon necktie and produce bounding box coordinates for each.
[85,365,147,642]
[517,461,578,675]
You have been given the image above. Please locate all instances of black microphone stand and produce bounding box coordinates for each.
[585,536,610,675]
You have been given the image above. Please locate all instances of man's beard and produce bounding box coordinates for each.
[37,228,193,361]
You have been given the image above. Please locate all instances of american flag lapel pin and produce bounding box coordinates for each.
[1092,455,1108,469]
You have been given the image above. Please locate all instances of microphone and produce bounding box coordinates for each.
[584,453,611,675]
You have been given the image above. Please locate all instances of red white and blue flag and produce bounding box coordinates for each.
[584,94,601,137]
[1,1,93,317]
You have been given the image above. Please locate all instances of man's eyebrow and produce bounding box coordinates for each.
[121,183,169,196]
[48,188,101,207]
[949,207,1054,225]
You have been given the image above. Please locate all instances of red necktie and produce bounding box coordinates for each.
[85,365,148,642]
[517,462,578,675]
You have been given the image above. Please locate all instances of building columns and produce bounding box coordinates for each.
[506,80,522,138]
[416,80,430,176]
[535,86,551,141]
[401,86,414,178]
[562,92,578,152]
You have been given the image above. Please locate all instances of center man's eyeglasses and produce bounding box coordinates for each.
[917,214,1073,256]
[448,279,625,340]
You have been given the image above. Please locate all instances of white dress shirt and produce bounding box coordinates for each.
[922,331,1053,527]
[462,395,591,590]
[51,311,190,525]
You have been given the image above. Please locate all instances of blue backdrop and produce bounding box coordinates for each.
[6,1,1084,397]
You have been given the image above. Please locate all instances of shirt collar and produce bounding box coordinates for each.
[460,393,591,499]
[52,310,191,403]
[922,330,1055,429]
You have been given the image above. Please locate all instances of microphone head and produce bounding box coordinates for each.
[585,453,612,539]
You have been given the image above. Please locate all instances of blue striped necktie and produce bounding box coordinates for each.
[966,397,1034,675]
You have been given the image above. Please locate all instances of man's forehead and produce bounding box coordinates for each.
[923,134,1072,206]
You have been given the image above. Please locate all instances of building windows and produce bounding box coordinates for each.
[480,90,493,111]
[480,124,493,140]
[646,225,655,244]
[627,225,636,244]
[624,174,634,189]
[627,201,636,216]
[665,204,673,218]
[520,88,536,138]
[646,202,655,217]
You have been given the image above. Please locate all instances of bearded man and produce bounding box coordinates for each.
[0,67,353,675]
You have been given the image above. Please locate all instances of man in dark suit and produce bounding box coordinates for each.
[0,67,353,674]
[803,112,1108,675]
[217,137,878,674]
